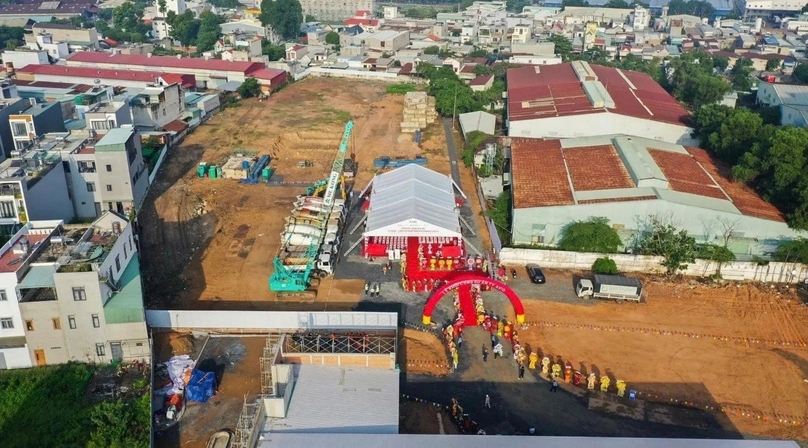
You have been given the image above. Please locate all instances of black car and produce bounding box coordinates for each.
[526,264,546,284]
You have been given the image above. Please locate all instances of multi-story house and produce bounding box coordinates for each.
[28,22,100,50]
[18,211,149,366]
[0,134,75,225]
[128,83,185,129]
[301,0,374,22]
[8,101,66,151]
[0,83,29,161]
[83,101,133,136]
[0,220,63,369]
[64,126,149,218]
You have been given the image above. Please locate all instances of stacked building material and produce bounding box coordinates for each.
[401,91,438,133]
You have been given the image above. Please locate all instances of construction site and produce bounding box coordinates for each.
[140,77,808,447]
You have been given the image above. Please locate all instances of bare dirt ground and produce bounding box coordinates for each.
[153,333,265,448]
[498,269,808,440]
[401,329,451,376]
[139,79,451,309]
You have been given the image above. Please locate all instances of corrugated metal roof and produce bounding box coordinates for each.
[18,265,56,289]
[365,165,459,236]
[103,256,145,324]
[769,83,808,106]
[263,365,399,434]
[96,127,133,148]
[258,434,800,448]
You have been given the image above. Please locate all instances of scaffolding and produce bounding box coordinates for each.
[282,331,396,355]
[260,334,283,396]
[231,396,261,448]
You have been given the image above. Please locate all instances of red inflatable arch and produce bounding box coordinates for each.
[422,272,525,326]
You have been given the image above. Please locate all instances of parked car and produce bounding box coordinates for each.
[526,264,546,284]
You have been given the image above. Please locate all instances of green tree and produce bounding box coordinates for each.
[468,48,490,58]
[431,78,480,116]
[603,0,630,7]
[691,104,735,145]
[558,217,622,253]
[4,38,17,50]
[88,394,150,448]
[638,218,696,275]
[592,257,619,274]
[794,64,808,83]
[157,0,166,15]
[548,34,573,61]
[563,0,590,7]
[166,10,199,47]
[325,31,340,45]
[730,57,754,91]
[706,108,764,164]
[423,45,440,55]
[112,1,144,32]
[774,239,808,263]
[207,0,242,7]
[196,11,223,53]
[237,78,261,98]
[667,0,715,17]
[262,39,285,60]
[696,244,735,275]
[765,58,782,71]
[260,0,303,40]
[506,0,532,12]
[485,191,512,244]
[713,55,729,71]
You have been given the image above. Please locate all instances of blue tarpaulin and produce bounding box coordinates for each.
[185,369,217,403]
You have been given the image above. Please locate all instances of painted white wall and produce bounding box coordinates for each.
[508,113,697,146]
[146,310,399,330]
[0,270,30,369]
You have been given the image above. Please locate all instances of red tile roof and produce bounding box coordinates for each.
[510,139,574,208]
[250,68,287,83]
[648,149,728,200]
[562,145,634,191]
[399,62,414,75]
[0,233,49,273]
[344,18,379,27]
[578,195,657,205]
[19,64,196,88]
[65,52,265,74]
[506,62,690,126]
[162,119,188,133]
[686,147,785,222]
[469,74,493,86]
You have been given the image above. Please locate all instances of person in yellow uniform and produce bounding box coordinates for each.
[551,363,562,380]
[616,380,626,397]
[541,356,551,377]
[587,373,597,390]
[600,376,610,393]
[528,352,539,370]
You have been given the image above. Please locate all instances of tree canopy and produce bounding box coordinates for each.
[0,26,23,50]
[238,78,261,98]
[558,217,622,253]
[667,0,715,17]
[260,0,303,40]
[417,64,483,116]
[325,31,339,46]
[691,104,808,230]
[166,10,199,47]
[638,218,696,275]
[794,64,808,83]
[663,50,731,108]
[774,239,808,263]
[196,10,224,52]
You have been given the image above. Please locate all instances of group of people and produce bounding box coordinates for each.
[363,282,381,297]
[450,398,486,435]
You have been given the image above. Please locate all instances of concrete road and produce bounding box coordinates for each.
[443,117,463,190]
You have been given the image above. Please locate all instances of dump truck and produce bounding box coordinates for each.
[281,253,335,277]
[576,274,643,302]
[283,232,339,247]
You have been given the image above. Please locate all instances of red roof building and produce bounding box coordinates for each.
[508,135,794,248]
[17,64,196,89]
[65,52,274,89]
[506,61,694,145]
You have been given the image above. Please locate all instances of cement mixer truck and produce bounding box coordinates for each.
[576,274,643,303]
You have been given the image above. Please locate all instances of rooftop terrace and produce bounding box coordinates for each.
[0,132,90,185]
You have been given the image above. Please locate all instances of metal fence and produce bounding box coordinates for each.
[282,331,396,355]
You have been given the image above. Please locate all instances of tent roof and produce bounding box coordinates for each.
[365,165,460,237]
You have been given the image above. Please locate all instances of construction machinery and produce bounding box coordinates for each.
[269,121,354,293]
[373,155,427,170]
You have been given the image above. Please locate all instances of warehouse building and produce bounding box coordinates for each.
[64,52,287,91]
[17,65,196,91]
[506,61,696,145]
[509,135,802,256]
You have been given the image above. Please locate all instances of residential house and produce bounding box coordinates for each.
[0,86,29,160]
[0,133,75,223]
[29,22,99,50]
[365,30,410,53]
[0,220,64,369]
[303,0,374,22]
[18,212,149,367]
[286,45,309,61]
[511,25,532,44]
[469,74,494,91]
[27,33,69,61]
[127,83,185,129]
[9,102,66,151]
[84,101,132,135]
[1,49,49,71]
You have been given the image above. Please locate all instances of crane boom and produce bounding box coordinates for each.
[323,121,354,209]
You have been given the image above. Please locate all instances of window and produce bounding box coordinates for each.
[0,290,6,301]
[52,318,61,330]
[123,245,127,259]
[25,320,33,331]
[106,185,112,192]
[0,201,13,219]
[62,161,71,173]
[1,317,13,329]
[11,122,27,137]
[92,314,100,328]
[68,315,76,329]
[95,343,105,357]
[115,255,121,272]
[106,165,112,172]
[72,287,86,301]
[90,120,111,131]
[86,182,96,192]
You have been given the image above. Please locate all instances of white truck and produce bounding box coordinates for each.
[281,252,335,277]
[576,274,643,302]
[283,232,340,247]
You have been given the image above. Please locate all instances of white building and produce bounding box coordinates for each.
[1,49,49,70]
[756,82,808,127]
[127,83,185,129]
[155,0,186,15]
[506,61,696,145]
[18,212,149,366]
[0,221,63,369]
[508,135,801,254]
[27,33,69,61]
[630,6,650,31]
[743,0,805,18]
